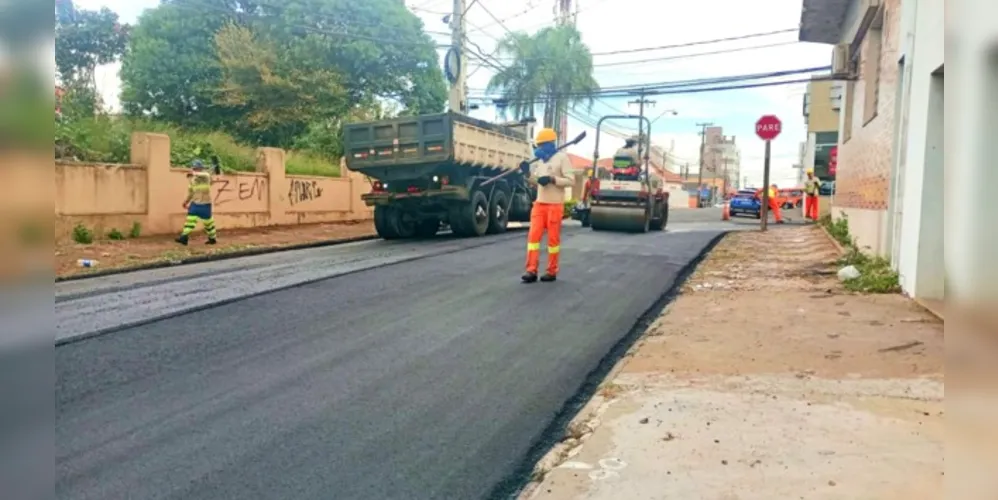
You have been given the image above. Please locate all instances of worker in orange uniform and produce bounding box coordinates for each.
[803,169,821,221]
[521,127,574,283]
[766,183,785,224]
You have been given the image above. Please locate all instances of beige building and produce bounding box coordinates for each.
[703,126,741,190]
[802,79,842,181]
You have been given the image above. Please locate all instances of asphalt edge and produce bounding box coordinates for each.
[488,230,729,500]
[55,234,381,283]
[54,229,529,347]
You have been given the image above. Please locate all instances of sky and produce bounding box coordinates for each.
[76,0,832,188]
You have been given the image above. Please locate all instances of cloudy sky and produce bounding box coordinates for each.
[76,0,831,187]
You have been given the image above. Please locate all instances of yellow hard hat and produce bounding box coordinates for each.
[806,169,814,175]
[535,128,557,144]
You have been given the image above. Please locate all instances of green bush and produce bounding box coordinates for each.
[107,228,125,240]
[129,221,142,238]
[563,200,577,219]
[72,223,93,244]
[55,116,340,177]
[820,213,900,294]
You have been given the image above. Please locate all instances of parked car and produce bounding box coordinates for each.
[728,189,761,218]
[780,188,804,209]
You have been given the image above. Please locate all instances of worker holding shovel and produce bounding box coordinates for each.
[522,128,574,283]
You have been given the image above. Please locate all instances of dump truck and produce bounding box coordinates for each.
[574,115,669,232]
[343,113,535,239]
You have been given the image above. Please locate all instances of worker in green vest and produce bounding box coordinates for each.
[803,169,821,221]
[176,159,218,245]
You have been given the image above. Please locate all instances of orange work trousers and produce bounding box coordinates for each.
[525,202,563,275]
[768,197,783,222]
[805,194,819,220]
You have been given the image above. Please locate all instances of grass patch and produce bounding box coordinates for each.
[56,116,340,177]
[819,213,900,294]
[819,213,850,246]
[129,221,142,239]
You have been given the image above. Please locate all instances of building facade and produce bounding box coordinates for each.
[703,126,742,190]
[799,0,946,303]
[801,79,841,181]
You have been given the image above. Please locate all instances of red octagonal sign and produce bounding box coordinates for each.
[755,115,782,141]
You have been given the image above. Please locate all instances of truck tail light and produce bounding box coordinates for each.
[372,181,386,192]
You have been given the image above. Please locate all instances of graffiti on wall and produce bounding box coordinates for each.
[288,179,323,206]
[212,177,266,206]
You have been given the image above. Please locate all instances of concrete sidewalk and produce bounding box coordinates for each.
[521,226,944,500]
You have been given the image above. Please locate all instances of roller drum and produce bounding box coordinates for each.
[589,205,649,232]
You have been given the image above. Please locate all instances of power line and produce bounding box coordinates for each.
[590,41,799,68]
[472,1,514,36]
[588,28,798,56]
[468,66,831,100]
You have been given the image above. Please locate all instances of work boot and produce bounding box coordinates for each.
[206,238,217,245]
[540,273,557,282]
[175,234,189,246]
[521,272,538,283]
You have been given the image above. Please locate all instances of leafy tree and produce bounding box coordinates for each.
[55,0,129,93]
[487,24,599,129]
[213,23,348,147]
[119,0,446,149]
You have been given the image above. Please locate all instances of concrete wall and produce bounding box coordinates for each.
[833,0,902,255]
[893,0,944,301]
[55,132,373,241]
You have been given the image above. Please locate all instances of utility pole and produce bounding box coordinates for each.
[553,0,574,142]
[447,0,467,114]
[695,122,713,208]
[721,157,730,200]
[683,163,689,179]
[628,90,656,166]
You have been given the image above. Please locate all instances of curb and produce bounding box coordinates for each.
[493,230,730,500]
[56,234,380,283]
[818,224,847,255]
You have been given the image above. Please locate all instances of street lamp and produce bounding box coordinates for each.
[650,109,678,125]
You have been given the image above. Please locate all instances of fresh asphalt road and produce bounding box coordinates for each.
[56,211,725,500]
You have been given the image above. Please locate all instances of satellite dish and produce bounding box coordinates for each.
[444,48,461,84]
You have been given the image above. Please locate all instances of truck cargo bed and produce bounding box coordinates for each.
[343,112,532,182]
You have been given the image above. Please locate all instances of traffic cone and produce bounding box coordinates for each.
[722,202,730,221]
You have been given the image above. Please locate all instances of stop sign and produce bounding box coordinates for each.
[755,115,782,141]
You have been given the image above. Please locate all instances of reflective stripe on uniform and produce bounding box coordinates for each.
[527,242,541,251]
[191,184,210,192]
[548,245,560,254]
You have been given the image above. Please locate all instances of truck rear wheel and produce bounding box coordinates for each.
[451,190,490,237]
[374,206,401,240]
[415,218,440,238]
[486,189,510,234]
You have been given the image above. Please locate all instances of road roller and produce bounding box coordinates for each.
[581,114,670,233]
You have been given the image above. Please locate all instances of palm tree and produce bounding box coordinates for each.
[487,24,599,131]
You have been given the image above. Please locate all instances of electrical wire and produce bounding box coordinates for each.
[468,66,832,100]
[590,41,800,68]
[588,28,799,56]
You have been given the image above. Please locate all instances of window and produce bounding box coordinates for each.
[842,81,856,142]
[863,8,886,125]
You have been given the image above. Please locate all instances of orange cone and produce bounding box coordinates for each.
[722,202,730,221]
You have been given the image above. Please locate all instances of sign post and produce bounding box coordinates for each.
[755,115,782,231]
